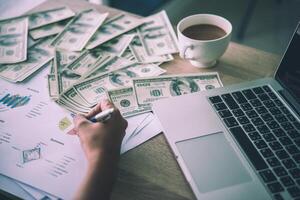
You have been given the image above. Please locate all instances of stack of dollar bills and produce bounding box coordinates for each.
[0,6,223,118]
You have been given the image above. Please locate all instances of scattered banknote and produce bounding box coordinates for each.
[107,63,167,117]
[120,47,137,62]
[54,49,81,70]
[49,58,55,74]
[0,6,222,120]
[86,13,143,49]
[126,62,166,77]
[64,49,112,78]
[28,7,75,29]
[51,10,108,51]
[54,49,81,94]
[108,87,151,117]
[0,17,28,64]
[0,7,226,199]
[27,36,40,48]
[62,87,92,109]
[84,55,134,79]
[57,98,89,114]
[58,87,91,114]
[0,37,54,82]
[53,48,113,97]
[138,10,179,56]
[72,62,166,106]
[29,18,71,40]
[133,72,222,106]
[48,74,58,99]
[46,60,58,99]
[129,34,173,63]
[57,50,108,94]
[100,33,135,56]
[73,70,132,106]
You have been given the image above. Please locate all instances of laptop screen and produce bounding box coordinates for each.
[275,23,300,103]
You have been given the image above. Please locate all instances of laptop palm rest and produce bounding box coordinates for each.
[176,132,252,193]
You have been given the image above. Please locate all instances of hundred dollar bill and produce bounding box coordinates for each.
[48,74,58,99]
[73,63,167,106]
[0,37,54,82]
[138,10,178,56]
[133,72,223,106]
[129,34,173,63]
[64,48,112,77]
[73,71,128,106]
[27,36,41,48]
[54,49,80,70]
[51,10,108,51]
[58,97,90,114]
[58,88,89,113]
[121,47,136,62]
[28,37,35,48]
[0,17,28,64]
[86,13,143,49]
[154,62,163,66]
[57,50,111,95]
[100,33,135,56]
[18,60,53,82]
[47,60,57,98]
[28,7,75,29]
[108,87,151,118]
[84,55,134,79]
[127,62,166,77]
[58,87,91,113]
[49,59,55,74]
[29,18,70,40]
[61,87,91,108]
[54,49,81,94]
[58,99,89,114]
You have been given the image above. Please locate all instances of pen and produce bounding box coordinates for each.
[89,108,114,123]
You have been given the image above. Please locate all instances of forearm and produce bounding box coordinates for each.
[74,151,120,200]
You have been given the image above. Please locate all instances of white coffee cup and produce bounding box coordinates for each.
[177,14,232,68]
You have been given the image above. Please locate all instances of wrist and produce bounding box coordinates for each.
[87,148,120,168]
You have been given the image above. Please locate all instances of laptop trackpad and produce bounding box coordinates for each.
[176,132,252,193]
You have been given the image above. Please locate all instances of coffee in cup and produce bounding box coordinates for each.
[177,14,232,68]
[182,24,227,40]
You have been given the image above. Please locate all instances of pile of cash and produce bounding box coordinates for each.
[0,6,222,117]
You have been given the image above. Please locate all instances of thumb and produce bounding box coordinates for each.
[73,114,90,131]
[100,99,115,110]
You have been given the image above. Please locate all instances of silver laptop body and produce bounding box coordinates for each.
[152,24,300,200]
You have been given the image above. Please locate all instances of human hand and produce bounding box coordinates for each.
[73,99,128,164]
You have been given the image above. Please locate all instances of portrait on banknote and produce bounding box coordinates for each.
[27,46,51,63]
[109,70,137,87]
[29,12,53,27]
[169,78,199,96]
[0,34,21,47]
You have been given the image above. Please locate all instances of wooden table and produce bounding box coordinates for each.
[1,0,281,199]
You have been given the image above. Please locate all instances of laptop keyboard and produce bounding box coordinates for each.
[209,85,300,200]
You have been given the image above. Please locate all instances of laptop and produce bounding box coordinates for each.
[152,23,300,200]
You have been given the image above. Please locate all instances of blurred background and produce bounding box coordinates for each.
[1,0,299,55]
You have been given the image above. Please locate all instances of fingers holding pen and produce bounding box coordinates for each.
[85,99,115,119]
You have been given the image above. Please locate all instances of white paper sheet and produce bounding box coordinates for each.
[121,114,162,153]
[0,71,87,199]
[0,172,58,200]
[0,64,162,199]
[0,174,35,200]
[122,112,153,146]
[17,181,57,200]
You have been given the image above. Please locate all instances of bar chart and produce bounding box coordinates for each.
[0,93,31,111]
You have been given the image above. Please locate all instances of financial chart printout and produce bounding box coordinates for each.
[0,66,87,199]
